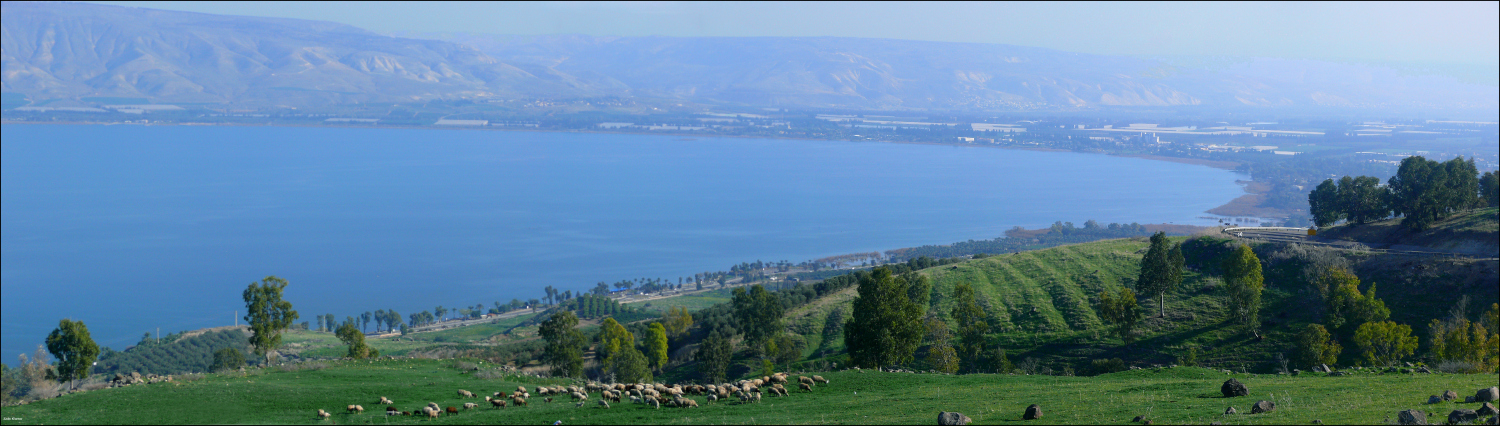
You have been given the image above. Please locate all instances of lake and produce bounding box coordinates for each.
[1,124,1242,358]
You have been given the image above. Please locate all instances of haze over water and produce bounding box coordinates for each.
[1,124,1242,358]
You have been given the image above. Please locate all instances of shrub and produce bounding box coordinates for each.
[1089,358,1127,375]
[1294,324,1342,369]
[1352,321,1418,367]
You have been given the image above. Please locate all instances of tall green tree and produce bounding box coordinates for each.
[539,311,584,378]
[1309,179,1342,227]
[1136,232,1183,318]
[950,282,990,372]
[1223,245,1264,333]
[596,317,634,362]
[1324,269,1389,334]
[361,312,372,333]
[696,331,733,383]
[732,285,783,349]
[1340,176,1389,224]
[923,316,960,374]
[607,345,652,383]
[663,306,694,338]
[644,323,669,371]
[45,319,100,390]
[242,276,298,365]
[1481,171,1499,208]
[844,267,925,368]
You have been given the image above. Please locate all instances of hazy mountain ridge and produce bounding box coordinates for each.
[4,3,1494,111]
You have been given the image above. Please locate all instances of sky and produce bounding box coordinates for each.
[85,1,1499,69]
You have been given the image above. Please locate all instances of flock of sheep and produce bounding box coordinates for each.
[316,372,831,420]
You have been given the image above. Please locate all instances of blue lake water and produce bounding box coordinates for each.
[1,124,1242,358]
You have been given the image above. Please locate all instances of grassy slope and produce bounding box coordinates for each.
[1315,207,1499,256]
[2,358,1493,425]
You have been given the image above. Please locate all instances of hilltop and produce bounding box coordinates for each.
[1314,207,1499,257]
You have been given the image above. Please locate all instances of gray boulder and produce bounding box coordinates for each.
[1251,400,1276,414]
[1023,404,1042,420]
[1221,379,1249,398]
[1225,407,1237,415]
[1479,387,1500,403]
[1479,403,1498,417]
[1450,409,1480,424]
[1446,390,1461,401]
[1397,409,1426,425]
[1320,364,1331,373]
[938,412,971,425]
[1430,396,1445,405]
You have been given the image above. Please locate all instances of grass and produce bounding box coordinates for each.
[632,288,735,314]
[1316,207,1498,256]
[2,358,1493,425]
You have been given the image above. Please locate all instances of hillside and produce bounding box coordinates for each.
[2,357,1495,425]
[1314,207,1500,257]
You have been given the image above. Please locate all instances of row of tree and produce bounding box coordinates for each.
[1309,156,1494,229]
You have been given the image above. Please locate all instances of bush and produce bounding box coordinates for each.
[1088,358,1127,375]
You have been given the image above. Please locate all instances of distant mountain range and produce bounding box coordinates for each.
[4,2,1495,112]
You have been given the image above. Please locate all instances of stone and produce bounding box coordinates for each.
[1023,404,1042,420]
[1291,369,1300,376]
[1418,367,1431,373]
[1479,403,1499,417]
[1221,379,1249,398]
[1251,400,1276,414]
[1447,390,1461,401]
[1132,415,1145,422]
[1320,364,1331,373]
[1225,407,1237,415]
[1479,387,1500,403]
[1431,396,1445,405]
[1329,371,1347,377]
[938,412,971,425]
[1313,420,1323,424]
[1397,410,1426,425]
[1450,409,1480,424]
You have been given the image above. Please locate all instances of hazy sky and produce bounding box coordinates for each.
[87,1,1499,67]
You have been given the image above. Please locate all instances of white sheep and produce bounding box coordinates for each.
[463,402,478,410]
[597,399,610,409]
[317,409,331,420]
[377,397,393,405]
[813,375,829,384]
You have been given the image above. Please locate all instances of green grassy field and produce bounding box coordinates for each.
[633,288,736,314]
[1,358,1493,425]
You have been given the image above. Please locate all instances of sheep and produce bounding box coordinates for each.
[458,389,475,398]
[630,396,642,404]
[517,385,528,394]
[463,402,478,410]
[378,397,393,405]
[523,392,530,399]
[512,396,527,407]
[490,399,507,409]
[799,382,812,392]
[386,406,399,415]
[495,391,508,399]
[317,409,331,420]
[575,401,586,408]
[682,398,699,408]
[544,397,553,403]
[707,393,718,403]
[649,398,660,409]
[798,376,815,386]
[445,406,459,416]
[426,408,440,419]
[813,375,829,384]
[597,399,610,409]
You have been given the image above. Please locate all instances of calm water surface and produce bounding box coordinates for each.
[1,124,1242,357]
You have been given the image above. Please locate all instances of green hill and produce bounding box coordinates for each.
[2,357,1494,425]
[1315,207,1499,256]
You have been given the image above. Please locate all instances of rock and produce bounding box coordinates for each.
[1472,396,1480,403]
[1320,364,1331,373]
[1479,387,1500,403]
[1479,403,1499,417]
[1251,400,1276,414]
[1222,379,1249,398]
[1418,367,1431,373]
[938,412,971,425]
[1398,410,1427,425]
[1023,404,1042,420]
[1451,409,1480,424]
[1431,396,1445,404]
[1313,420,1323,424]
[1447,390,1461,401]
[1132,415,1145,422]
[1329,371,1347,377]
[1291,369,1300,376]
[1225,407,1238,415]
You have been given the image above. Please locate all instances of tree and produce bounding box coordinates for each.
[607,345,652,384]
[1340,176,1389,224]
[644,323,669,371]
[1309,179,1342,227]
[1096,287,1142,343]
[336,319,378,359]
[732,285,783,349]
[45,319,100,390]
[1352,321,1418,367]
[539,311,584,378]
[903,271,933,309]
[771,334,807,367]
[696,331,733,383]
[844,267,925,368]
[435,305,447,322]
[1481,171,1499,208]
[1325,271,1389,334]
[596,317,633,362]
[950,282,990,372]
[243,276,299,365]
[1136,232,1183,318]
[373,309,386,333]
[663,306,693,338]
[211,347,246,372]
[923,316,960,374]
[1293,324,1341,369]
[361,312,372,332]
[1223,245,1264,332]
